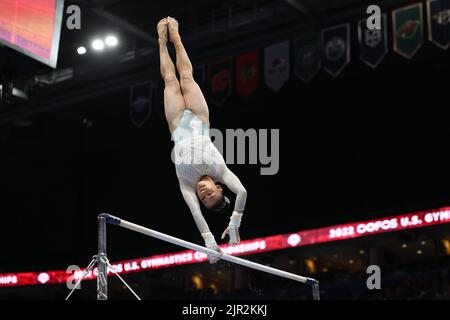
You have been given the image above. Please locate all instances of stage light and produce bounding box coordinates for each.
[77,46,86,55]
[105,35,118,47]
[305,259,316,274]
[92,39,105,51]
[191,275,203,290]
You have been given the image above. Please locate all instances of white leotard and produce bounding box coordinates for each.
[172,110,247,234]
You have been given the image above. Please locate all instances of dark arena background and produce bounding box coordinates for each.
[0,0,449,304]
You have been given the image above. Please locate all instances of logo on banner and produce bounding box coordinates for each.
[427,0,450,49]
[294,34,320,83]
[265,41,290,91]
[325,37,346,61]
[236,51,260,98]
[358,14,388,68]
[321,24,350,77]
[392,3,424,59]
[209,59,232,106]
[130,81,153,128]
[366,29,382,48]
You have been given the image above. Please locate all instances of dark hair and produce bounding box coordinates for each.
[209,193,231,214]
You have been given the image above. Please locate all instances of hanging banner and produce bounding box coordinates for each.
[236,51,260,98]
[321,24,350,77]
[427,0,450,49]
[392,3,424,59]
[130,81,153,128]
[208,59,232,106]
[264,41,290,91]
[358,14,388,68]
[294,34,320,83]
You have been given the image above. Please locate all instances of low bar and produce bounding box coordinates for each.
[98,213,320,300]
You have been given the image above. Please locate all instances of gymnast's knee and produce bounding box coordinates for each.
[164,73,180,87]
[180,71,194,83]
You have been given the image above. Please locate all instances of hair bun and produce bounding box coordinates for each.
[210,195,231,214]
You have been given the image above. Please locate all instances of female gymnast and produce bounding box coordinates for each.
[157,17,247,263]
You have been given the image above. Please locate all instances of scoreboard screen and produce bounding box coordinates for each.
[0,0,64,68]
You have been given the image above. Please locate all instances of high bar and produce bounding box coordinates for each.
[99,213,319,291]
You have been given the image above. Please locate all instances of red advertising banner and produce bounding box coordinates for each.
[1,206,449,288]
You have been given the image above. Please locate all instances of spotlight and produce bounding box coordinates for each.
[417,250,422,255]
[420,241,426,245]
[105,35,118,47]
[402,244,407,248]
[77,46,87,55]
[92,39,105,51]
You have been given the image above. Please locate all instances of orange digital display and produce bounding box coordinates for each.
[0,0,63,68]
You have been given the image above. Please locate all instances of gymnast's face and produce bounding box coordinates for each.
[197,180,223,209]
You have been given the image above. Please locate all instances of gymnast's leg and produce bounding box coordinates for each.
[167,17,210,127]
[158,18,186,133]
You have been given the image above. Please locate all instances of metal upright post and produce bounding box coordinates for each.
[97,215,108,300]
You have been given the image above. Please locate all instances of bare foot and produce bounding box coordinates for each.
[167,16,181,44]
[157,18,168,44]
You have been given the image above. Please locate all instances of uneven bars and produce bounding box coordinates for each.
[98,213,320,300]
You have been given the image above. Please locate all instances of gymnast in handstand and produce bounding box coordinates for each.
[157,17,247,263]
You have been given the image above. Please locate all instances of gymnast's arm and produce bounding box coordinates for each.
[220,166,247,214]
[178,178,222,262]
[179,178,210,234]
[219,166,247,244]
